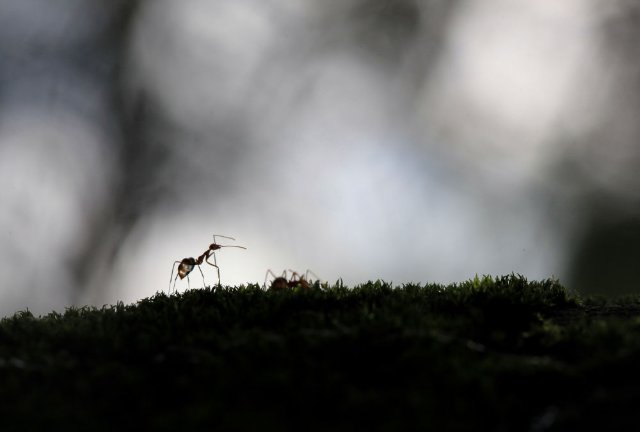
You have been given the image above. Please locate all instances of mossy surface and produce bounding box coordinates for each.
[1,275,638,430]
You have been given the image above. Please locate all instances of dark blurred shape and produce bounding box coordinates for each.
[564,0,640,296]
[569,212,640,296]
[65,0,144,301]
[349,0,421,62]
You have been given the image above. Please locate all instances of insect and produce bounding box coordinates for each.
[264,269,320,291]
[169,234,246,293]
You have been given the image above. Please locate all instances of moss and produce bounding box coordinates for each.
[0,275,637,430]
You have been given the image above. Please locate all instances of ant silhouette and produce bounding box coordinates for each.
[264,269,320,291]
[169,234,246,293]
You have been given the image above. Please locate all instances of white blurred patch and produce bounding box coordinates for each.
[129,0,282,130]
[0,109,115,316]
[5,0,634,315]
[419,0,599,182]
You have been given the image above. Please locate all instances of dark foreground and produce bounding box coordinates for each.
[1,275,639,431]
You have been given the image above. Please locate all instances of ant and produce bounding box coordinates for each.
[169,234,246,293]
[264,269,320,291]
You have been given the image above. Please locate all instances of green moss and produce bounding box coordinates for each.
[0,275,638,430]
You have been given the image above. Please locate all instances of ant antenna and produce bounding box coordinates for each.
[205,234,247,286]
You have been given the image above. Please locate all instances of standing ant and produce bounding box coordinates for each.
[169,234,246,293]
[264,269,320,291]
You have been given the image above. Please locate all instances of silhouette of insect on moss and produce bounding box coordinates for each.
[264,269,321,291]
[169,234,246,292]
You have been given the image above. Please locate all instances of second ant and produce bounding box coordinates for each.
[264,269,321,291]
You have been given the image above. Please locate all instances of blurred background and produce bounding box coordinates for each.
[1,0,639,316]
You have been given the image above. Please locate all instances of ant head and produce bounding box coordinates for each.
[209,243,223,251]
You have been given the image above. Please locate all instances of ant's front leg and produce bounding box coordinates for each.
[207,262,222,287]
[204,253,222,287]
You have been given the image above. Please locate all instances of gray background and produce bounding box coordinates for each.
[1,0,639,316]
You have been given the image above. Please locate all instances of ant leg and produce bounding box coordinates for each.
[213,264,221,287]
[205,252,222,287]
[264,269,279,288]
[305,270,320,282]
[288,270,302,282]
[172,273,180,294]
[305,270,323,289]
[169,261,181,293]
[197,265,206,288]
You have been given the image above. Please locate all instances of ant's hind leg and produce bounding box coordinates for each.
[305,270,323,289]
[171,274,179,294]
[305,270,320,282]
[169,261,180,293]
